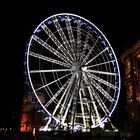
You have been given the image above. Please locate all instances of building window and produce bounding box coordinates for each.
[137,54,140,75]
[136,81,140,103]
[125,59,131,79]
[127,84,133,104]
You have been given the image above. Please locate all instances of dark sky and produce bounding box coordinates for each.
[1,1,140,125]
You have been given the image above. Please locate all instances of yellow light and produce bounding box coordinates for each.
[33,127,36,136]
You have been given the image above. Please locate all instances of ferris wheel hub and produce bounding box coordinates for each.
[81,66,87,72]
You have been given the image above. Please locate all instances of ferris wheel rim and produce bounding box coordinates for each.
[26,13,121,129]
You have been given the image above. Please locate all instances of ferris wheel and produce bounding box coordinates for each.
[26,13,121,131]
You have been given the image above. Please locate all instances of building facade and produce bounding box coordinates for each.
[20,92,46,133]
[121,40,140,124]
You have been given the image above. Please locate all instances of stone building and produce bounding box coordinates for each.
[20,92,46,133]
[121,40,140,126]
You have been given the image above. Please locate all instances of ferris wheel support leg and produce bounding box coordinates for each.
[79,89,86,129]
[92,99,102,128]
[106,116,117,130]
[71,72,82,131]
[41,117,52,131]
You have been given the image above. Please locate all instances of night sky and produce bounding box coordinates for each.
[1,1,140,127]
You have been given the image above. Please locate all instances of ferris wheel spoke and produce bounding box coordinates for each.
[79,32,91,62]
[81,78,102,126]
[35,73,71,92]
[58,73,77,114]
[85,47,108,65]
[87,72,116,89]
[57,72,81,124]
[81,38,99,65]
[41,23,73,64]
[30,68,74,73]
[45,80,70,108]
[29,51,71,68]
[82,74,106,126]
[53,17,75,61]
[83,72,110,115]
[52,74,76,118]
[88,76,115,103]
[90,86,110,117]
[61,89,75,124]
[76,20,82,61]
[65,16,76,60]
[60,73,80,118]
[91,87,110,116]
[87,69,117,76]
[87,60,116,68]
[32,35,72,65]
[83,32,90,49]
[87,86,102,126]
[80,44,90,63]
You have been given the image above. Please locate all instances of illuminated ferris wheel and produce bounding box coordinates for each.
[26,13,121,131]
